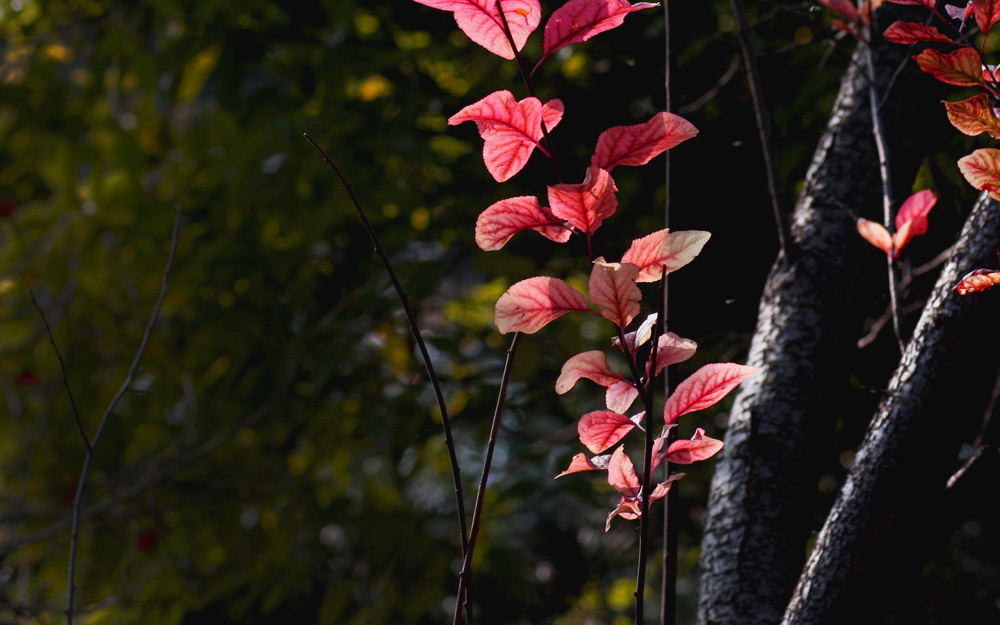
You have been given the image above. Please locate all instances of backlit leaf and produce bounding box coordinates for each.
[413,0,542,59]
[475,195,571,250]
[914,47,985,88]
[883,21,953,43]
[663,363,758,424]
[449,90,564,181]
[955,265,1000,294]
[620,229,711,282]
[589,258,641,328]
[555,451,612,477]
[607,446,641,496]
[972,0,1000,37]
[606,380,639,413]
[591,112,698,171]
[892,189,936,255]
[818,0,859,21]
[958,148,1000,200]
[579,410,637,453]
[556,350,626,393]
[663,427,724,464]
[651,332,697,376]
[495,276,590,333]
[541,0,659,61]
[857,218,893,255]
[943,93,1000,139]
[548,166,618,234]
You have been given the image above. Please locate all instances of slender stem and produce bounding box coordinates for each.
[66,206,181,625]
[304,135,470,556]
[453,333,521,625]
[863,42,906,353]
[30,291,90,451]
[729,0,791,260]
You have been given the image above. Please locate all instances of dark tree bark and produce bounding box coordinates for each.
[781,192,1000,625]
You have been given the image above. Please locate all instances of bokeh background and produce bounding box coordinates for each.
[0,1,992,624]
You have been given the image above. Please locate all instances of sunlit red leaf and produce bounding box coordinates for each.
[620,229,711,282]
[650,332,697,376]
[972,0,1000,37]
[944,93,1000,139]
[914,47,985,88]
[495,276,590,334]
[591,112,698,171]
[883,21,953,43]
[449,90,564,182]
[541,0,659,61]
[605,497,641,530]
[475,196,571,250]
[547,166,618,234]
[414,0,541,59]
[607,446,641,496]
[892,189,936,255]
[958,148,1000,201]
[955,267,1000,294]
[857,218,893,255]
[648,472,685,502]
[555,350,627,393]
[663,363,758,424]
[589,258,641,328]
[606,380,639,413]
[818,0,859,21]
[663,428,724,464]
[555,451,612,477]
[579,410,637,453]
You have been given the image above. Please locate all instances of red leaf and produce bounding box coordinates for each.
[973,0,1000,37]
[664,427,725,464]
[958,148,1000,201]
[606,380,640,413]
[605,497,642,530]
[556,451,612,477]
[579,410,637,453]
[495,276,590,334]
[883,21,953,43]
[892,189,936,255]
[548,166,618,235]
[556,350,627,393]
[650,332,697,376]
[914,47,985,88]
[944,93,1000,139]
[449,90,564,182]
[591,112,698,171]
[884,0,937,8]
[663,363,758,424]
[818,0,859,21]
[648,472,685,502]
[475,195,571,250]
[620,229,711,282]
[612,312,656,350]
[414,0,541,59]
[607,446,641,497]
[541,0,659,61]
[589,258,641,328]
[857,218,893,255]
[955,266,1000,294]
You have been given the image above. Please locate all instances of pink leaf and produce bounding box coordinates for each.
[556,451,612,477]
[605,497,642,530]
[648,472,685,502]
[606,380,639,413]
[579,410,637,453]
[650,332,697,376]
[891,189,936,255]
[556,350,627,394]
[958,148,1000,201]
[591,112,698,171]
[541,0,659,61]
[883,21,953,43]
[914,47,985,88]
[548,166,619,235]
[885,0,938,7]
[612,312,657,350]
[620,229,711,282]
[818,0,859,21]
[663,363,758,424]
[475,196,571,250]
[857,218,893,255]
[495,276,590,334]
[589,258,642,328]
[414,0,541,60]
[449,90,564,182]
[607,446,640,497]
[664,427,725,464]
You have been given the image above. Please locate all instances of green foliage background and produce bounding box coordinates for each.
[0,1,993,624]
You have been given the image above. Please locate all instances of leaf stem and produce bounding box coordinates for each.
[304,135,470,556]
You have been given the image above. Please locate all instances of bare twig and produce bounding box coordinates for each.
[303,135,469,558]
[65,206,181,625]
[453,333,520,625]
[677,56,740,115]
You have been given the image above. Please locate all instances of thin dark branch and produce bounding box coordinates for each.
[453,333,521,625]
[66,206,181,625]
[29,291,90,451]
[303,135,469,557]
[729,0,792,259]
[677,56,740,115]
